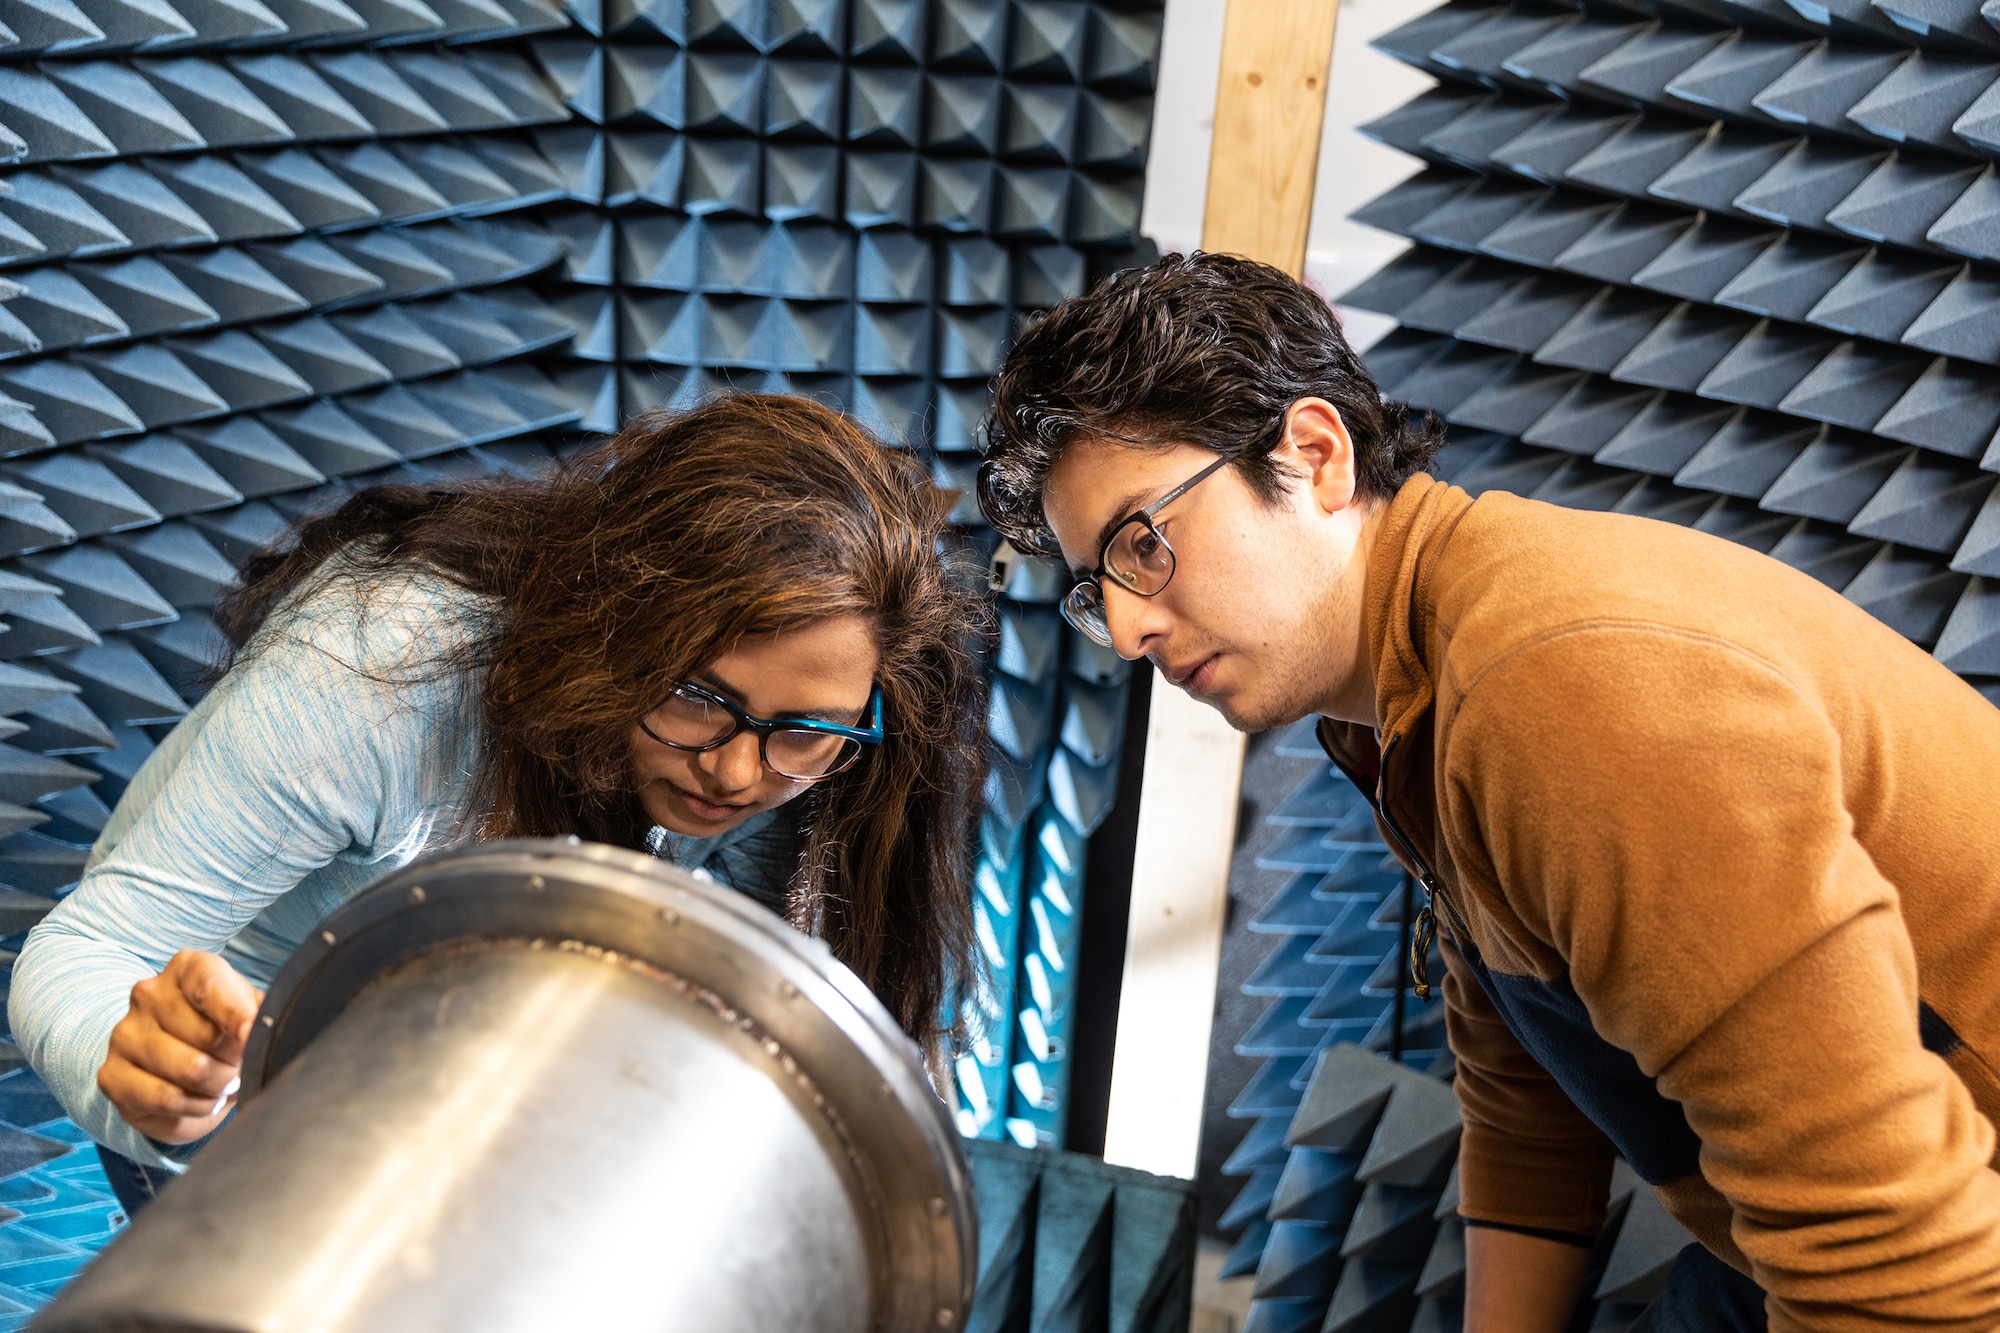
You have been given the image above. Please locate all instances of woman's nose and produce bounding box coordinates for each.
[700,731,764,790]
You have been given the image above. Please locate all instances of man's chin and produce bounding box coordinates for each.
[1206,694,1265,734]
[1213,702,1257,734]
[1209,691,1312,737]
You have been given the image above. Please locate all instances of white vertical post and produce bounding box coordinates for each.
[1101,674,1247,1177]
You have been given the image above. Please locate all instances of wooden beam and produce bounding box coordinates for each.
[1202,0,1343,278]
[1100,0,1342,1180]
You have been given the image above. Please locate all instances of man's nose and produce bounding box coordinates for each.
[1102,582,1169,661]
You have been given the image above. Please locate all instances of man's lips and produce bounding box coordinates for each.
[1163,655,1221,695]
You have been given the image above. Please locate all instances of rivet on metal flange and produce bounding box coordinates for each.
[779,980,799,1000]
[928,1197,946,1217]
[260,1014,274,1028]
[935,1308,954,1327]
[408,886,426,904]
[526,875,546,893]
[658,907,679,924]
[320,931,336,946]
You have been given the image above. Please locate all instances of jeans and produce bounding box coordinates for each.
[1631,1242,1768,1333]
[96,1146,177,1222]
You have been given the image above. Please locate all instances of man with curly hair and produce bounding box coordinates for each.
[977,250,2000,1333]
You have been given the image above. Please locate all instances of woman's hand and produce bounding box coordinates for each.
[97,951,264,1145]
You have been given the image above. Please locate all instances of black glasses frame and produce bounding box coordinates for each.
[639,681,884,782]
[1060,453,1233,644]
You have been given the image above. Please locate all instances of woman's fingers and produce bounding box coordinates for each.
[108,1101,235,1146]
[98,951,257,1140]
[99,1020,239,1144]
[98,1056,237,1128]
[130,971,222,1056]
[165,952,260,1063]
[106,1013,239,1099]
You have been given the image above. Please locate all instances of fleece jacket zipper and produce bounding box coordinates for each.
[1327,731,1461,1001]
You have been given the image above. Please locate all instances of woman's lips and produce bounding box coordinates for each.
[667,781,750,822]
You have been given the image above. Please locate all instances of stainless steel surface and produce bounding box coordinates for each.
[34,839,975,1333]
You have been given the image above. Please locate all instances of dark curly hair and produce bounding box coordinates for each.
[216,394,985,1056]
[978,250,1444,556]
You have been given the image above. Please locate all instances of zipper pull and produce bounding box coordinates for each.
[1410,898,1438,1002]
[1374,733,1444,1002]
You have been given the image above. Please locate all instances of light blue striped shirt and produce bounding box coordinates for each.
[10,564,793,1167]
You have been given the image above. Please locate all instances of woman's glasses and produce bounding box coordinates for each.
[1060,454,1232,648]
[639,682,883,781]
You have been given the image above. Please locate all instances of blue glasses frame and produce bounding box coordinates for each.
[639,681,884,781]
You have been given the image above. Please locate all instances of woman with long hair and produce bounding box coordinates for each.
[10,394,985,1217]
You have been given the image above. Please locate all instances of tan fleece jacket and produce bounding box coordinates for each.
[1318,475,2000,1332]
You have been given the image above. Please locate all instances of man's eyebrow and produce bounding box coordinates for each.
[696,673,860,724]
[1090,489,1154,570]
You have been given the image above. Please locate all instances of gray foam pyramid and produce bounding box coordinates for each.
[964,1135,1196,1333]
[1229,1041,1696,1333]
[0,0,1166,1305]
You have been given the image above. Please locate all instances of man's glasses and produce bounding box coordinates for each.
[1060,454,1232,648]
[639,682,883,781]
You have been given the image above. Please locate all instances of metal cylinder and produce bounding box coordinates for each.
[33,839,975,1333]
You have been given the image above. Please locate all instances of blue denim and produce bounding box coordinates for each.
[1632,1243,1768,1333]
[97,1146,176,1222]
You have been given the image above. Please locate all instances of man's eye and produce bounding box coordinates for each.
[1132,530,1160,559]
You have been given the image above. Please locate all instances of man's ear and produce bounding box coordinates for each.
[1279,398,1359,515]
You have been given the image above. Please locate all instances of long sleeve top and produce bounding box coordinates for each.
[10,564,799,1168]
[1318,475,2000,1332]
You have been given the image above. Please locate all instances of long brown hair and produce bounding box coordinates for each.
[216,395,987,1050]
